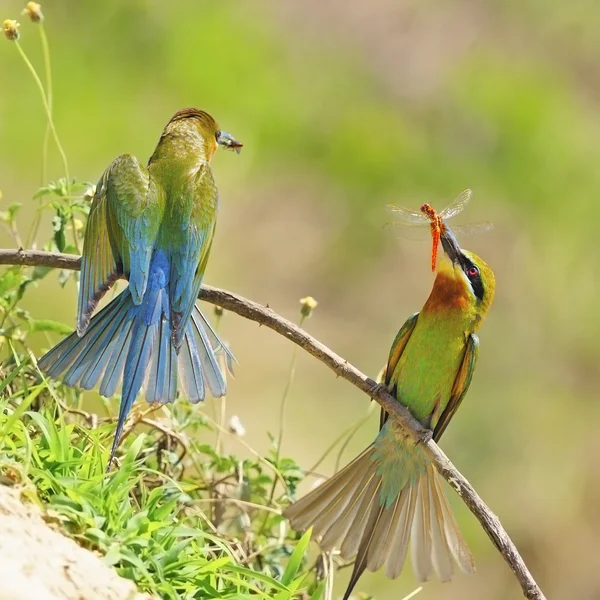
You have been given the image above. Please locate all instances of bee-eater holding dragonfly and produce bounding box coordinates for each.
[39,108,242,469]
[284,202,495,598]
[385,188,493,271]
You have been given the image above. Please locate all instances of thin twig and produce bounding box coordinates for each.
[195,497,281,516]
[307,405,374,475]
[0,248,546,600]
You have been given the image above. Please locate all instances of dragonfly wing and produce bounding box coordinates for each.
[386,203,428,224]
[451,220,494,238]
[383,221,430,241]
[439,189,472,220]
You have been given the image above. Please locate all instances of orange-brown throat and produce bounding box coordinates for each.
[422,270,471,313]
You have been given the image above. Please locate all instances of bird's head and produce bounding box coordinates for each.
[422,228,495,328]
[158,108,242,161]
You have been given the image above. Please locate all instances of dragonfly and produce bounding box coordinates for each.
[386,189,492,271]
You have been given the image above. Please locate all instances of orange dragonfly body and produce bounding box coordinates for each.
[386,189,492,271]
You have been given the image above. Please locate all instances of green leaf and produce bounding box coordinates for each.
[0,358,27,396]
[31,266,52,282]
[29,319,73,335]
[33,182,58,199]
[0,382,42,440]
[281,528,312,586]
[0,269,20,297]
[228,565,288,592]
[309,580,326,600]
[52,213,66,252]
[197,556,231,573]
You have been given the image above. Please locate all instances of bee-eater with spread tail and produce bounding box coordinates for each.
[39,108,242,469]
[284,231,495,598]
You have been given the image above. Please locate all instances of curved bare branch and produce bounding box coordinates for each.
[0,248,546,600]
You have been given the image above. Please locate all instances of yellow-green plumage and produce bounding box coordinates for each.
[284,245,495,598]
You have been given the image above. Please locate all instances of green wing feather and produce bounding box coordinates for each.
[169,163,218,349]
[432,333,479,441]
[379,312,419,430]
[77,154,161,335]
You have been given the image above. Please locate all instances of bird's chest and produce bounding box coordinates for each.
[391,313,469,428]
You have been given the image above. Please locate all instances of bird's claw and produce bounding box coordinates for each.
[417,429,433,446]
[369,382,389,399]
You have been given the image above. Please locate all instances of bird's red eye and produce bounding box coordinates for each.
[467,266,479,277]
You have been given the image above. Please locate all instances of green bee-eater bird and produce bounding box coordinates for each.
[284,232,495,598]
[38,108,242,468]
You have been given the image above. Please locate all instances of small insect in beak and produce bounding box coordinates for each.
[216,130,243,154]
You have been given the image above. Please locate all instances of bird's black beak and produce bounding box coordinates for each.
[440,227,463,265]
[216,130,243,154]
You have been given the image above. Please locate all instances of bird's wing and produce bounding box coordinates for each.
[379,312,419,430]
[432,333,479,441]
[169,163,218,349]
[77,154,161,336]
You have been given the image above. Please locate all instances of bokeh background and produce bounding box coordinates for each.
[1,1,598,599]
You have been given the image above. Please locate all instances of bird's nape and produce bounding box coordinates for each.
[167,107,220,131]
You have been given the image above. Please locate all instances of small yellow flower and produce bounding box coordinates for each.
[299,296,318,318]
[22,2,43,23]
[2,19,20,41]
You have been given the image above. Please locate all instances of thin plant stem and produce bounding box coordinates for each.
[275,313,306,462]
[40,24,52,185]
[14,40,79,252]
[334,408,373,473]
[195,497,281,516]
[28,24,53,249]
[14,42,69,193]
[307,404,375,476]
[324,552,334,600]
[258,313,305,536]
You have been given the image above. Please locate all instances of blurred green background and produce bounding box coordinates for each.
[1,0,598,598]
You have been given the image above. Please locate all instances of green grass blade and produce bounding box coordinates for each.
[281,528,312,586]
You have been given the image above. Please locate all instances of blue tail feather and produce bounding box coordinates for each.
[195,308,236,371]
[144,313,177,404]
[190,308,228,396]
[63,294,130,388]
[99,311,136,397]
[80,295,132,389]
[39,297,122,379]
[38,254,233,471]
[39,293,127,384]
[179,330,205,403]
[75,296,131,389]
[109,281,168,467]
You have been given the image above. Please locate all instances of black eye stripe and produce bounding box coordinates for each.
[461,255,484,301]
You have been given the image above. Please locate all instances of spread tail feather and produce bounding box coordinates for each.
[38,291,233,469]
[283,447,474,600]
